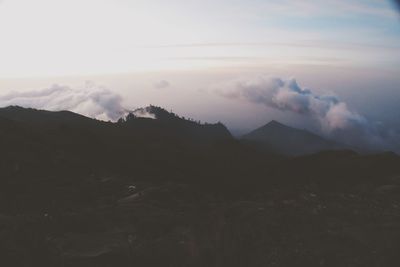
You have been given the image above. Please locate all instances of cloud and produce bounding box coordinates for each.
[149,41,400,51]
[0,82,128,121]
[246,0,398,20]
[154,80,170,89]
[131,107,156,119]
[215,75,398,151]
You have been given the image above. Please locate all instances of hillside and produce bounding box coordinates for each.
[0,105,235,180]
[0,106,400,267]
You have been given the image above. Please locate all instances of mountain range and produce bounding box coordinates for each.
[1,105,400,267]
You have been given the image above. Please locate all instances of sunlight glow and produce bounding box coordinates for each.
[0,0,398,78]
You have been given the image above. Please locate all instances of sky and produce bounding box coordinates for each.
[0,0,400,150]
[0,0,399,77]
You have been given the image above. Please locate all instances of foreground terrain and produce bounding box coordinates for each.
[0,106,400,266]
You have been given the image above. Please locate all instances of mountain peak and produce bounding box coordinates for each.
[243,120,343,156]
[267,119,279,125]
[265,120,287,128]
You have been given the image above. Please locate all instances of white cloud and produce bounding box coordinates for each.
[0,82,128,121]
[215,75,399,151]
[154,80,170,89]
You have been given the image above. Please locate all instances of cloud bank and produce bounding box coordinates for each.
[154,80,170,89]
[0,82,128,121]
[215,76,399,151]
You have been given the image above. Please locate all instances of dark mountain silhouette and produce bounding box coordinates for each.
[1,106,400,267]
[242,120,345,155]
[0,105,235,181]
[120,105,232,142]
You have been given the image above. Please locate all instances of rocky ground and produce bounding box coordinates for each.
[1,179,400,267]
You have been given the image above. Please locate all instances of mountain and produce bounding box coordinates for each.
[0,105,234,181]
[242,120,345,156]
[120,105,232,142]
[1,106,400,267]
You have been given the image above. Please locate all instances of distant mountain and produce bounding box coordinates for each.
[242,120,345,156]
